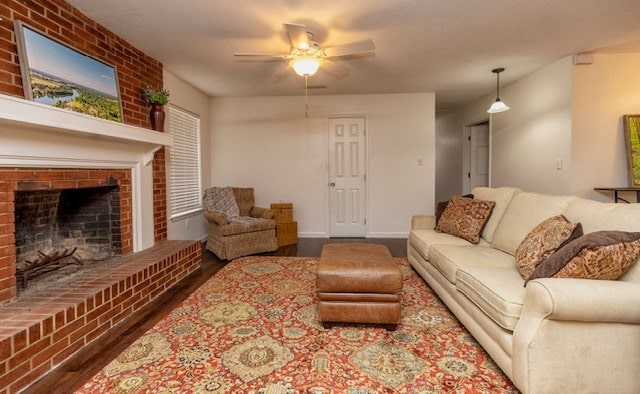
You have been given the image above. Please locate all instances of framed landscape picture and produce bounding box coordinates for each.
[14,20,123,122]
[624,114,640,187]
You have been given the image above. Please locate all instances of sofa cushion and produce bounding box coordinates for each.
[456,266,525,331]
[491,192,576,255]
[515,215,583,279]
[408,230,479,262]
[471,187,521,243]
[429,244,515,284]
[435,195,495,244]
[221,217,275,236]
[527,231,640,283]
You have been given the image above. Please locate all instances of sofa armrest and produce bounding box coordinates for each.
[203,210,229,225]
[411,215,436,230]
[524,278,640,323]
[251,206,274,220]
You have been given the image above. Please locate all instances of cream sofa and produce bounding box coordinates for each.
[408,187,640,394]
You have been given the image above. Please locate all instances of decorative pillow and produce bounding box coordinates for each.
[515,215,583,279]
[434,195,495,244]
[203,186,240,220]
[526,231,640,284]
[435,194,474,225]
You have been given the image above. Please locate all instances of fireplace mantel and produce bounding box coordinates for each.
[0,93,172,165]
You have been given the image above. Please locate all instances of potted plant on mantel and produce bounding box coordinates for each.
[142,86,170,132]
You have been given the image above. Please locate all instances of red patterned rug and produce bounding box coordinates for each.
[77,256,517,393]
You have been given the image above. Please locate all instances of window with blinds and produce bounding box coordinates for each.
[167,105,202,219]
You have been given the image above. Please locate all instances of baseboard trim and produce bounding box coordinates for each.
[366,232,409,238]
[298,232,329,238]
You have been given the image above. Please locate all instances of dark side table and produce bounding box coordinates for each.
[594,187,640,203]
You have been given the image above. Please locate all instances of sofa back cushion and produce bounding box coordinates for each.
[491,192,576,255]
[563,197,640,282]
[471,187,521,243]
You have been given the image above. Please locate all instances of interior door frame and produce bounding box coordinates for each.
[326,115,369,238]
[462,118,492,194]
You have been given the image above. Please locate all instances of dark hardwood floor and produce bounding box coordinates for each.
[26,238,407,393]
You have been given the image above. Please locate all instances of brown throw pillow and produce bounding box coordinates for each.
[435,194,474,225]
[526,231,640,285]
[434,195,495,244]
[515,215,583,279]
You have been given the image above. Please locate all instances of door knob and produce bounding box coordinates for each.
[330,182,336,187]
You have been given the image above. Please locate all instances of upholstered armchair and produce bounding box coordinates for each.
[203,187,278,260]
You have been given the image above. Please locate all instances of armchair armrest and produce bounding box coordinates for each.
[411,215,436,230]
[203,210,229,226]
[251,206,274,220]
[524,278,640,324]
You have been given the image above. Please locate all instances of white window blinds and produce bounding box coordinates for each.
[167,105,202,219]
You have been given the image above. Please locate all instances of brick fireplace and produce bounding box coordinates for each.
[0,168,134,303]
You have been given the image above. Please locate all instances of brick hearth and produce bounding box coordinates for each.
[0,240,201,392]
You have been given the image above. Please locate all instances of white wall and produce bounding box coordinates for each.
[210,93,435,238]
[441,58,573,196]
[490,58,573,194]
[435,112,464,203]
[571,53,640,202]
[163,69,211,241]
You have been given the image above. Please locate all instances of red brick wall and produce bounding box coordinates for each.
[0,168,133,304]
[0,0,168,240]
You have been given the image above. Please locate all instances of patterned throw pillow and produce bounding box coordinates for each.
[434,195,495,244]
[434,194,474,226]
[526,231,640,284]
[515,215,583,279]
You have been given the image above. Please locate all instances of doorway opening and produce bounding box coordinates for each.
[463,120,490,194]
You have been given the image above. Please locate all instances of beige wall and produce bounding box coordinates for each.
[210,93,435,238]
[571,53,640,202]
[163,69,212,241]
[435,112,464,203]
[490,57,573,194]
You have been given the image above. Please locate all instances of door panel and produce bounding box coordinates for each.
[469,123,490,191]
[329,117,366,237]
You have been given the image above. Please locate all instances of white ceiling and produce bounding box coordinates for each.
[67,0,640,110]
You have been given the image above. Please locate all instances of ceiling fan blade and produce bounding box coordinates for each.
[284,23,310,50]
[273,64,292,82]
[324,39,375,58]
[321,59,351,79]
[234,52,289,58]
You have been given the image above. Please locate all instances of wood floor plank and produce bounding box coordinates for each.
[25,238,406,393]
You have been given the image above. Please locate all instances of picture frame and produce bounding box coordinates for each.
[13,20,123,122]
[624,114,640,187]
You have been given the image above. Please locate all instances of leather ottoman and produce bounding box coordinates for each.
[316,243,403,330]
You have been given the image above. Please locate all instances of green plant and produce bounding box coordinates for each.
[142,86,170,105]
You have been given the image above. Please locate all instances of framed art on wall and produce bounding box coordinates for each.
[13,20,123,122]
[624,114,640,187]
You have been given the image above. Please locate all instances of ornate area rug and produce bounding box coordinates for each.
[77,257,517,393]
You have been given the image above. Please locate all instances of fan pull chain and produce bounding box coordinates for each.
[305,75,309,118]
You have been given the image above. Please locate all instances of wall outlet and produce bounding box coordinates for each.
[185,218,190,229]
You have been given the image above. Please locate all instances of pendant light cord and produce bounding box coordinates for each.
[305,75,309,118]
[496,71,500,100]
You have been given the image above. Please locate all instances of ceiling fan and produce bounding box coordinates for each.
[233,23,376,80]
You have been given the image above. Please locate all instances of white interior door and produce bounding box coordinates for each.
[468,122,490,191]
[328,117,366,237]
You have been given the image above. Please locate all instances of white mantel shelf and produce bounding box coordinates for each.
[0,93,172,165]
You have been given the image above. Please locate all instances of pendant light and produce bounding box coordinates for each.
[487,67,510,113]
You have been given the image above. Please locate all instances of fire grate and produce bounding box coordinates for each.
[16,248,84,288]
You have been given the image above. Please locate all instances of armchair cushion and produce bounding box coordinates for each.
[221,217,276,236]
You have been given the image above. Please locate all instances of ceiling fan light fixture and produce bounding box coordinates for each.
[487,67,510,114]
[291,57,321,77]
